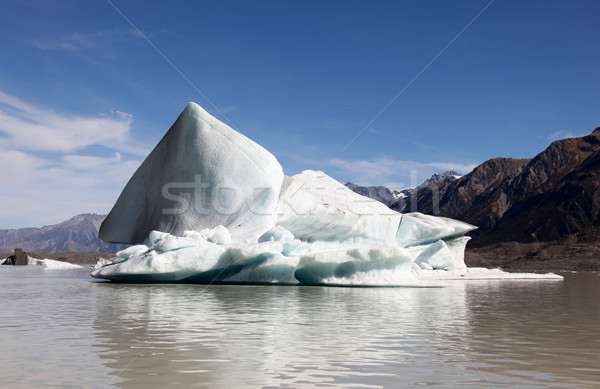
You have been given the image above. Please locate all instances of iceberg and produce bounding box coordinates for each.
[92,103,561,285]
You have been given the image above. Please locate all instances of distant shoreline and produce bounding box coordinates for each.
[3,243,599,271]
[0,251,111,265]
[465,241,600,272]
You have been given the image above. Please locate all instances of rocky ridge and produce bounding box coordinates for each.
[391,128,600,247]
[0,214,127,253]
[344,183,397,206]
[345,171,461,206]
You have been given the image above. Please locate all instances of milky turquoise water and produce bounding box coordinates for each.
[0,266,598,388]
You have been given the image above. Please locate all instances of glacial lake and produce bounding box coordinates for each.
[0,267,598,388]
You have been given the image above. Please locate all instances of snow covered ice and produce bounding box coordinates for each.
[92,102,561,285]
[99,102,283,244]
[43,259,83,269]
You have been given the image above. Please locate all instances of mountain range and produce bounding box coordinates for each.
[0,214,127,253]
[345,171,461,206]
[390,128,600,249]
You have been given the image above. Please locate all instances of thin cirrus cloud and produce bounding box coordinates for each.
[327,157,478,188]
[548,130,586,141]
[34,27,142,52]
[0,90,143,228]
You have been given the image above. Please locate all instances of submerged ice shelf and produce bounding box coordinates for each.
[92,102,561,285]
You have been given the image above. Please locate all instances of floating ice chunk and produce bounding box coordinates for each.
[418,261,434,270]
[396,212,476,247]
[414,240,455,269]
[148,230,164,245]
[117,245,148,260]
[182,229,209,241]
[93,230,417,285]
[258,226,294,242]
[444,236,470,269]
[95,239,228,282]
[413,267,563,280]
[94,257,116,269]
[208,225,231,245]
[43,259,83,269]
[92,102,561,285]
[92,229,563,284]
[151,233,200,253]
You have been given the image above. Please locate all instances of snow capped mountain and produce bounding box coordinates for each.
[391,188,415,200]
[345,171,462,205]
[416,171,462,191]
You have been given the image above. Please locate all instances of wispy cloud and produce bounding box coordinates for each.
[0,90,143,228]
[0,90,146,155]
[548,130,586,141]
[219,105,238,115]
[326,157,478,188]
[35,27,142,52]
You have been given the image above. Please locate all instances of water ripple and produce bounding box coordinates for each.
[0,268,598,388]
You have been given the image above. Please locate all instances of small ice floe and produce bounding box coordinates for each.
[412,267,562,281]
[93,257,117,269]
[43,259,84,269]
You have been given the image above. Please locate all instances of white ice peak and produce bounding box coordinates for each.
[99,102,284,244]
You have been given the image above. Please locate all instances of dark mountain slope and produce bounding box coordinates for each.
[0,214,126,253]
[391,128,600,247]
[344,183,397,206]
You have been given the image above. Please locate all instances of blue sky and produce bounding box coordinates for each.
[0,0,599,228]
